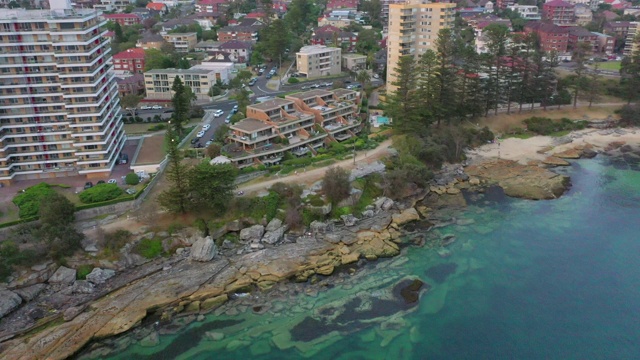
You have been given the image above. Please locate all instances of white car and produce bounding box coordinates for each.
[202,124,211,131]
[196,131,205,138]
[152,105,162,110]
[140,105,151,110]
[213,110,224,117]
[205,140,213,147]
[107,179,117,184]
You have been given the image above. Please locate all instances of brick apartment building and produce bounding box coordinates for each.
[542,0,575,25]
[217,19,263,42]
[103,13,141,26]
[112,48,145,74]
[311,25,358,52]
[567,27,599,52]
[524,22,569,52]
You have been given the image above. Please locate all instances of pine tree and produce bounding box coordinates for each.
[434,28,458,126]
[158,127,191,214]
[386,55,421,134]
[171,76,190,135]
[416,50,439,126]
[483,24,510,115]
[571,42,591,109]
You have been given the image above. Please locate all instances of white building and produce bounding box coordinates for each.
[0,1,125,185]
[296,45,342,78]
[507,5,541,20]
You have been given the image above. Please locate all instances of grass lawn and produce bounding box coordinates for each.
[136,135,167,165]
[596,61,621,71]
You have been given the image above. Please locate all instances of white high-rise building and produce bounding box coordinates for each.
[0,1,125,185]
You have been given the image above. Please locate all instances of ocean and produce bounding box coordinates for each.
[90,156,640,360]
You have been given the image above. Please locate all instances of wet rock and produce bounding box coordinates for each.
[396,278,424,305]
[391,208,420,226]
[49,266,77,285]
[468,177,481,186]
[582,148,597,158]
[14,283,46,302]
[201,294,228,311]
[553,149,581,159]
[239,225,265,241]
[190,236,217,262]
[140,331,160,347]
[340,214,358,227]
[0,290,22,318]
[86,268,116,285]
[441,234,456,247]
[205,331,225,341]
[543,156,570,166]
[425,263,458,284]
[341,252,360,265]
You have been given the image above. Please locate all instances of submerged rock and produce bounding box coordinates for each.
[425,263,458,284]
[396,279,425,305]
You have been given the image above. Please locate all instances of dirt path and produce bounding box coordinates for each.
[238,138,394,195]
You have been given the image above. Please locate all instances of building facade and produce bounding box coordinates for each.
[0,4,125,185]
[224,88,361,168]
[386,1,455,93]
[296,45,342,78]
[507,5,541,20]
[342,53,367,71]
[311,25,358,52]
[102,13,141,26]
[524,22,569,52]
[116,74,145,96]
[144,67,231,101]
[162,32,198,53]
[542,0,575,25]
[112,47,145,74]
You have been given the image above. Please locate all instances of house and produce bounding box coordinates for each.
[374,48,387,73]
[136,32,166,50]
[131,8,153,20]
[94,0,132,12]
[326,0,359,12]
[574,4,593,26]
[496,0,516,10]
[506,5,541,20]
[205,51,235,62]
[311,25,358,52]
[542,0,575,25]
[524,22,569,52]
[161,17,197,32]
[113,48,146,74]
[591,32,616,54]
[104,30,115,41]
[196,0,228,13]
[318,16,353,28]
[273,0,288,15]
[223,88,361,169]
[602,10,619,21]
[103,13,142,27]
[567,27,598,52]
[195,40,223,52]
[191,61,235,84]
[146,2,168,15]
[162,33,198,53]
[217,19,264,42]
[116,74,145,97]
[246,12,265,19]
[342,53,367,71]
[218,40,253,63]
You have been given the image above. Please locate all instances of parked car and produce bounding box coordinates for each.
[225,114,232,124]
[248,78,258,86]
[107,179,117,184]
[119,153,128,164]
[258,69,264,75]
[140,105,151,110]
[301,85,309,90]
[125,188,137,195]
[97,180,105,185]
[310,83,321,89]
[152,105,162,110]
[373,73,379,79]
[324,82,333,87]
[125,108,138,115]
[205,140,213,147]
[196,131,205,138]
[213,109,224,117]
[191,138,199,144]
[202,124,211,131]
[163,108,174,113]
[84,182,93,190]
[231,105,238,114]
[266,73,272,79]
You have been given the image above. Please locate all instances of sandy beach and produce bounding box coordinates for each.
[467,127,640,164]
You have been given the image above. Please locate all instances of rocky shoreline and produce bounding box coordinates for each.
[1,129,638,360]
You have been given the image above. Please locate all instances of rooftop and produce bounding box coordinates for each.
[0,8,99,21]
[145,68,213,74]
[231,118,273,133]
[103,13,141,19]
[113,48,146,60]
[297,45,341,54]
[286,88,333,100]
[342,53,367,59]
[249,98,294,111]
[332,88,357,97]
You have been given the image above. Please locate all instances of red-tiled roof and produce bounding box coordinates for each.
[246,12,265,18]
[113,48,146,60]
[146,2,167,10]
[198,0,227,5]
[104,13,140,19]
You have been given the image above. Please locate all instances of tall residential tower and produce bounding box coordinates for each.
[0,0,124,186]
[386,0,455,93]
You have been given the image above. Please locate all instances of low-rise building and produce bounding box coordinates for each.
[574,4,593,25]
[342,53,367,71]
[543,0,575,25]
[116,74,145,96]
[103,13,142,26]
[317,16,353,28]
[146,2,168,14]
[137,32,166,50]
[506,5,541,20]
[223,88,361,168]
[144,68,225,101]
[94,0,132,12]
[567,26,598,52]
[113,48,146,74]
[296,45,342,78]
[591,31,616,54]
[218,40,253,63]
[195,40,223,52]
[604,21,636,38]
[162,32,198,53]
[311,25,358,52]
[525,21,569,52]
[326,0,359,12]
[196,0,228,13]
[217,19,263,42]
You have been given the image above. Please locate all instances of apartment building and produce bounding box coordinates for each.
[624,22,640,56]
[144,67,227,101]
[542,0,576,25]
[296,45,342,78]
[507,5,541,20]
[102,13,141,27]
[342,53,367,71]
[112,47,145,74]
[386,1,455,93]
[224,88,361,168]
[0,2,125,185]
[162,32,198,53]
[524,21,569,52]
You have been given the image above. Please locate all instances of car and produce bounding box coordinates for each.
[373,74,379,79]
[301,85,309,90]
[152,105,162,110]
[97,180,105,185]
[258,69,264,75]
[202,124,211,131]
[344,80,351,84]
[213,109,224,117]
[324,82,333,87]
[225,114,232,124]
[248,78,257,86]
[311,83,321,89]
[163,108,174,113]
[119,153,128,164]
[125,188,137,195]
[266,73,272,79]
[196,131,205,138]
[125,107,138,115]
[84,182,93,190]
[191,138,199,144]
[108,179,117,184]
[205,140,213,147]
[140,105,151,110]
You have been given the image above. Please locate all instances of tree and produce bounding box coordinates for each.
[171,76,190,135]
[38,193,83,261]
[125,172,140,185]
[202,30,217,41]
[483,24,510,115]
[322,167,351,205]
[260,0,275,25]
[585,61,602,108]
[205,143,221,158]
[144,48,175,71]
[229,70,253,90]
[231,88,252,115]
[386,56,421,134]
[620,34,640,104]
[356,70,371,91]
[188,163,237,213]
[120,94,142,116]
[214,124,229,143]
[208,85,222,97]
[158,128,191,213]
[570,42,591,108]
[114,22,125,43]
[39,192,76,227]
[434,28,458,125]
[355,29,380,55]
[259,19,290,61]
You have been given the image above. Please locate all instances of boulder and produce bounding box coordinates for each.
[190,237,218,262]
[446,187,461,195]
[391,208,420,226]
[0,290,22,318]
[86,268,116,285]
[374,197,394,211]
[239,225,265,241]
[72,280,95,294]
[324,233,342,244]
[361,210,375,218]
[14,283,46,302]
[226,220,242,232]
[205,331,225,341]
[265,218,283,232]
[140,331,160,347]
[468,177,481,186]
[310,220,328,234]
[340,214,358,227]
[553,148,581,159]
[582,148,597,158]
[261,226,287,245]
[49,266,77,285]
[542,156,570,166]
[341,252,360,265]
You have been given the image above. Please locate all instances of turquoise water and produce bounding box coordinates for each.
[95,157,640,360]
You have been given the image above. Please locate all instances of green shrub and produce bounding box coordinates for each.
[79,184,123,204]
[125,173,140,185]
[102,229,132,255]
[168,222,185,235]
[148,124,167,131]
[134,238,163,259]
[194,218,208,236]
[288,77,299,84]
[76,264,94,280]
[302,208,326,226]
[13,183,57,218]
